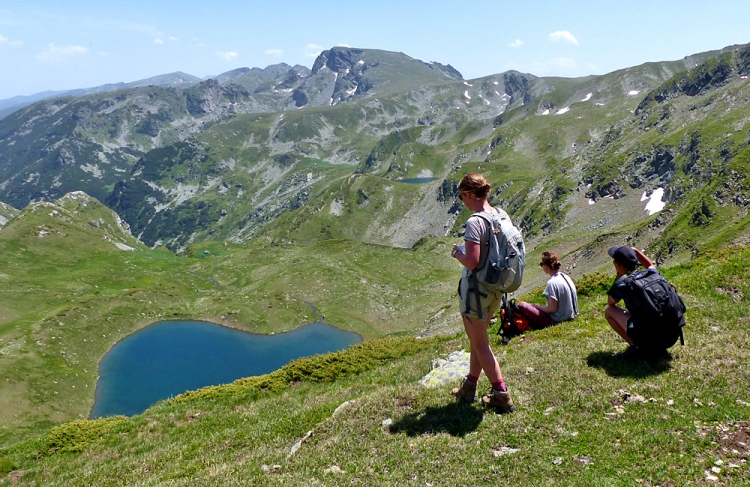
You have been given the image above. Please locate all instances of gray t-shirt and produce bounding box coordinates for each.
[544,272,578,322]
[462,208,511,277]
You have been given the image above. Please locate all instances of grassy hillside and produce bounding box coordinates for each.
[0,195,461,447]
[1,245,749,485]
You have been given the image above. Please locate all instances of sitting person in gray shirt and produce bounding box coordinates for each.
[516,251,578,328]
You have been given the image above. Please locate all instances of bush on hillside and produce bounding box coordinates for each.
[167,336,437,404]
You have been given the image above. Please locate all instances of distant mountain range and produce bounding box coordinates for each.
[0,64,323,120]
[0,72,199,120]
[1,43,749,265]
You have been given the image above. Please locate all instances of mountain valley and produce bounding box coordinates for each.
[1,42,750,471]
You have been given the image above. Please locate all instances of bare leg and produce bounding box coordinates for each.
[462,314,503,383]
[605,304,634,346]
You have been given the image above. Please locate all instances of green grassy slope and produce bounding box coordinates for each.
[0,195,461,447]
[2,246,748,486]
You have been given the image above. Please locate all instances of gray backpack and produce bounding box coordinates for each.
[472,210,526,293]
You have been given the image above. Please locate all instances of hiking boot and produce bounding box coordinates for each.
[450,377,477,403]
[480,388,515,413]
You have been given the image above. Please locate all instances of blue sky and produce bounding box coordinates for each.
[1,1,749,100]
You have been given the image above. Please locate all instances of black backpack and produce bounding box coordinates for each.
[497,297,531,344]
[622,268,686,351]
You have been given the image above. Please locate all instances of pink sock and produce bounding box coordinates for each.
[491,380,507,392]
[467,374,479,383]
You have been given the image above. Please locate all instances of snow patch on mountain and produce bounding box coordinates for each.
[642,187,665,215]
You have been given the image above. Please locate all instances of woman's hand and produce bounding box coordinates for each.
[451,244,464,258]
[454,241,480,269]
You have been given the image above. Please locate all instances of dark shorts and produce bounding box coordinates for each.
[627,317,680,350]
[626,317,641,344]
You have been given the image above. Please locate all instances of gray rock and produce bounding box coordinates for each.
[418,351,470,388]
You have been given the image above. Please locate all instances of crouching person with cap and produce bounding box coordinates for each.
[605,245,662,358]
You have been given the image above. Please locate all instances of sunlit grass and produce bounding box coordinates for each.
[1,246,749,485]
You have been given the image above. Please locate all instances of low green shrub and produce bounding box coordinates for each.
[168,336,437,404]
[574,271,612,297]
[43,417,130,456]
[0,457,15,476]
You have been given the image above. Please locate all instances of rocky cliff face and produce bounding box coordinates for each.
[1,44,749,258]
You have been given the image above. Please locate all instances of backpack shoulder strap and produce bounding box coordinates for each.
[622,269,638,285]
[471,211,499,243]
[470,211,494,270]
[474,209,507,230]
[472,210,493,225]
[560,272,579,315]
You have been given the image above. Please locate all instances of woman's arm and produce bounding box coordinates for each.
[536,296,558,314]
[453,240,481,269]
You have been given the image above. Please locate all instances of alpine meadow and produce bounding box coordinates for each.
[1,43,749,485]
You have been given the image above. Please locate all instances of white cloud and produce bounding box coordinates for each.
[153,36,176,45]
[549,30,579,45]
[265,48,284,57]
[305,44,323,58]
[216,51,238,62]
[36,44,89,62]
[0,34,22,47]
[509,39,523,48]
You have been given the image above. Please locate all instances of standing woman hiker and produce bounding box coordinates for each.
[450,173,515,413]
[515,251,578,329]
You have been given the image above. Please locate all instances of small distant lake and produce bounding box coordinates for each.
[397,177,438,184]
[91,311,361,418]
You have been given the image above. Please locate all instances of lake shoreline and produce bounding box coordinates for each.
[90,315,362,418]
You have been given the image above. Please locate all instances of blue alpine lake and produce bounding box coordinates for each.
[90,316,361,418]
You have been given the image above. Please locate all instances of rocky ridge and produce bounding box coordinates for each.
[0,44,749,259]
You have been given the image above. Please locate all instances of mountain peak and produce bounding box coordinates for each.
[3,192,141,252]
[311,46,365,75]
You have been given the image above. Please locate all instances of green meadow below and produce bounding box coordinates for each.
[0,195,460,448]
[1,246,749,486]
